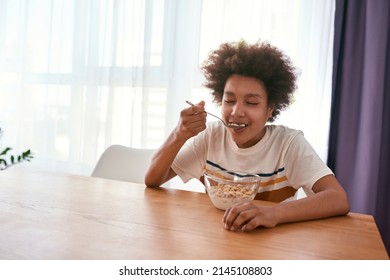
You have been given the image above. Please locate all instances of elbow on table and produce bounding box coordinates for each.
[342,199,351,216]
[337,191,351,216]
[144,172,161,188]
[144,167,176,188]
[144,169,171,188]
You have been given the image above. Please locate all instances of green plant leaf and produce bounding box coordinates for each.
[0,147,12,156]
[0,128,34,170]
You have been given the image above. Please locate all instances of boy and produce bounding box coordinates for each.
[145,41,350,232]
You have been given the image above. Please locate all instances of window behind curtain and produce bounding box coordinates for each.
[0,0,335,175]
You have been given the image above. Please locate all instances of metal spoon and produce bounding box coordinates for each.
[185,101,246,128]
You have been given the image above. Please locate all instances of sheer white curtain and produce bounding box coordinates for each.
[0,0,335,176]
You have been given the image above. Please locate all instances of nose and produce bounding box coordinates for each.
[231,102,245,117]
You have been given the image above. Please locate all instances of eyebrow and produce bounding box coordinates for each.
[224,92,264,99]
[246,93,263,99]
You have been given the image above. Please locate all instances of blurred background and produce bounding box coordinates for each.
[0,0,335,176]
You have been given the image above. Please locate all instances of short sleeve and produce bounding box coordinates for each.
[284,132,334,195]
[171,129,209,183]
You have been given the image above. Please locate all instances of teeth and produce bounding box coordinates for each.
[228,123,246,127]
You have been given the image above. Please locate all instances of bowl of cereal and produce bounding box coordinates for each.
[203,170,261,210]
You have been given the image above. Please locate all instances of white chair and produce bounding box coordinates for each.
[91,145,156,184]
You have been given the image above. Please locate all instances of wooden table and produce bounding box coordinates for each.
[0,167,388,260]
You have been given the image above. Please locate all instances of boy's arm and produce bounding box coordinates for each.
[273,174,350,224]
[222,174,350,231]
[144,101,206,187]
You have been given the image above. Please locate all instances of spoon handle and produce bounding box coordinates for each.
[185,100,196,106]
[185,101,227,126]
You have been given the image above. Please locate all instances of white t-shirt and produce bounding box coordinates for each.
[172,121,333,202]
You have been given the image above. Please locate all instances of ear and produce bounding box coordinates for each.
[267,104,275,119]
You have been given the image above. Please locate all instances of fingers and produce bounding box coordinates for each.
[178,101,207,138]
[181,107,206,129]
[223,203,255,231]
[184,100,206,116]
[197,100,206,107]
[222,203,275,232]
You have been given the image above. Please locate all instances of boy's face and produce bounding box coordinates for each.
[221,74,274,148]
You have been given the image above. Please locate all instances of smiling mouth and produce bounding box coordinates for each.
[227,122,247,128]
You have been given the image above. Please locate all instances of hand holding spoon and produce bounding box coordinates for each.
[185,101,246,128]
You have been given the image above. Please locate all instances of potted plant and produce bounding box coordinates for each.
[0,127,33,170]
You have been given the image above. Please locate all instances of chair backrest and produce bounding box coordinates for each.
[91,145,156,184]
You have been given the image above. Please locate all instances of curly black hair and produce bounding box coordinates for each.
[201,41,297,122]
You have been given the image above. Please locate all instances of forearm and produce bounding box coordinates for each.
[145,101,207,187]
[273,186,350,225]
[223,174,350,231]
[144,128,186,187]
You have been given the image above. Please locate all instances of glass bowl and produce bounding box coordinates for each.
[203,170,261,210]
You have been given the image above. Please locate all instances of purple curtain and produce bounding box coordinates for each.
[328,0,390,252]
